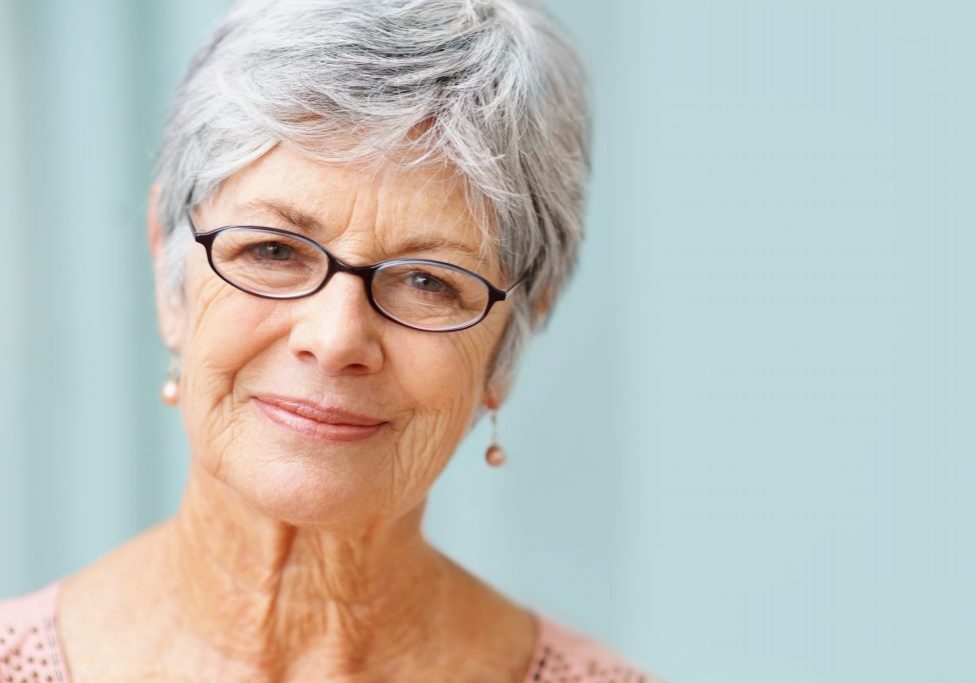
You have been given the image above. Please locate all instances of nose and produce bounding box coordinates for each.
[286,270,384,376]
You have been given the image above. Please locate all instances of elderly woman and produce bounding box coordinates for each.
[1,0,653,681]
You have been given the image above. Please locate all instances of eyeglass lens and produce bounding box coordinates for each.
[209,228,491,330]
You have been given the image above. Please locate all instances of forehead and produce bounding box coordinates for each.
[209,144,495,264]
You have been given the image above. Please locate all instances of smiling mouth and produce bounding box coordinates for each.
[251,397,387,443]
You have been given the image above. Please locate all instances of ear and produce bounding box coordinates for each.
[483,350,516,411]
[481,286,553,411]
[482,381,508,412]
[148,182,186,352]
[532,286,553,328]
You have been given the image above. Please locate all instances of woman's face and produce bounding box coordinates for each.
[152,144,511,529]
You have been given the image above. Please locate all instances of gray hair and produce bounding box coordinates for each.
[154,0,591,402]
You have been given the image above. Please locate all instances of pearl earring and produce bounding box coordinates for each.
[485,409,507,467]
[161,353,180,407]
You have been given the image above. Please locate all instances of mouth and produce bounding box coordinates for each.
[251,395,387,443]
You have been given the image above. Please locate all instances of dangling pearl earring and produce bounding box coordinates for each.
[160,352,180,407]
[485,409,507,467]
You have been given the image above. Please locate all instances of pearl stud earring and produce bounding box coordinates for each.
[161,353,180,407]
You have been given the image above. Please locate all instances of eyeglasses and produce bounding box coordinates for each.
[185,208,528,332]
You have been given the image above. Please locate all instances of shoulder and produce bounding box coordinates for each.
[525,612,662,683]
[0,580,71,681]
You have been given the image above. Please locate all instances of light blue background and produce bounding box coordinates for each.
[1,2,973,682]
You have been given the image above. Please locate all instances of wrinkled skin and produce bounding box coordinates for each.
[55,144,541,683]
[169,143,511,531]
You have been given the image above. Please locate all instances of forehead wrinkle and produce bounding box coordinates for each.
[400,167,496,269]
[231,195,490,266]
[234,198,325,235]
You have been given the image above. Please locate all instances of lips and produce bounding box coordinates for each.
[254,395,385,426]
[252,395,387,443]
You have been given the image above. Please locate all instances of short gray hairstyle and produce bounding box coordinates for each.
[154,0,591,400]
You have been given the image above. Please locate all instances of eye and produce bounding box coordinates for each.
[409,272,447,293]
[250,241,295,261]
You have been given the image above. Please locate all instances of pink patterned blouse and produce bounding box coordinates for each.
[1,580,657,683]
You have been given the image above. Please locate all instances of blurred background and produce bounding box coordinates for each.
[1,1,974,682]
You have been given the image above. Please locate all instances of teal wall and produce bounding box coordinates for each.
[2,2,973,682]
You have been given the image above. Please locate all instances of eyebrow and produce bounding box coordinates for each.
[234,198,487,262]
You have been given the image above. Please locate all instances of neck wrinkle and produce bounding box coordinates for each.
[160,459,448,678]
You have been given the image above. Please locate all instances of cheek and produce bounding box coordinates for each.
[398,329,488,398]
[182,251,286,374]
[359,329,494,516]
[386,325,496,447]
[189,287,283,376]
[178,270,286,462]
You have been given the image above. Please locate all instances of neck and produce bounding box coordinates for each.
[159,459,452,679]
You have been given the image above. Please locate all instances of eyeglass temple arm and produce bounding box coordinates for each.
[503,257,539,296]
[183,186,197,235]
[504,275,527,296]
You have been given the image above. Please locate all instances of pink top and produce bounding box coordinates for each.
[1,579,657,683]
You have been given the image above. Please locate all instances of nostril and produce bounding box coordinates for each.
[286,279,385,375]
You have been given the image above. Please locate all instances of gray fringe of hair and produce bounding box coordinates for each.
[154,0,591,408]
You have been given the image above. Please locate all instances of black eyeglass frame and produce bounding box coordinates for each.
[184,205,529,333]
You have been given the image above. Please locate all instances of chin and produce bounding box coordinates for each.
[217,450,382,528]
